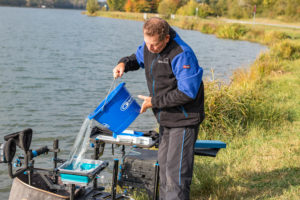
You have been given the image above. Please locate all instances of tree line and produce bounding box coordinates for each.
[0,0,86,9]
[97,0,300,21]
[1,0,299,21]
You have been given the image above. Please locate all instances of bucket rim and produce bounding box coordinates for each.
[88,82,126,120]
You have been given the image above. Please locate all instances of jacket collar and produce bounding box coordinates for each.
[159,27,177,56]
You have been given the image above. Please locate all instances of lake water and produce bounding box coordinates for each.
[0,6,266,199]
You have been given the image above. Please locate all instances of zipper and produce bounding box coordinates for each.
[157,109,161,122]
[150,54,160,96]
[150,55,161,122]
[180,106,188,118]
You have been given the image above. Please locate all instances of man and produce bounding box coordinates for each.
[113,17,204,200]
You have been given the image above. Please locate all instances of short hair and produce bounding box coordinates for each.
[143,17,170,41]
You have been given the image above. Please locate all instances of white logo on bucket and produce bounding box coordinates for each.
[120,96,134,111]
[102,123,110,129]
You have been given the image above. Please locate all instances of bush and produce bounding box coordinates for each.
[227,1,252,19]
[176,0,213,18]
[158,0,179,15]
[173,17,196,30]
[243,29,265,43]
[107,0,126,11]
[264,30,290,45]
[86,0,100,14]
[200,23,217,34]
[254,54,282,77]
[198,3,214,18]
[200,81,247,136]
[216,24,248,40]
[200,79,292,137]
[270,40,300,60]
[176,0,198,16]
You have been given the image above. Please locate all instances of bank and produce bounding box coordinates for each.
[85,11,300,200]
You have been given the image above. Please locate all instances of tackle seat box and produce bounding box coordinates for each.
[117,140,226,198]
[118,148,158,197]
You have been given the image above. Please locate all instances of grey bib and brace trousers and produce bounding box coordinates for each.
[158,125,199,200]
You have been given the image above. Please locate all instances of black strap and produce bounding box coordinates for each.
[90,126,113,137]
[4,138,16,163]
[19,128,32,151]
[3,128,32,151]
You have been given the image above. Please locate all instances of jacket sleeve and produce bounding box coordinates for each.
[151,51,203,108]
[118,43,145,72]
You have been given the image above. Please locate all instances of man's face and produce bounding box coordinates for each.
[144,32,170,54]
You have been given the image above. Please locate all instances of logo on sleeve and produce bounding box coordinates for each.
[183,65,190,69]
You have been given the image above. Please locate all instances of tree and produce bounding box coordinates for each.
[86,0,100,14]
[215,0,228,16]
[158,0,180,15]
[72,0,86,9]
[178,0,189,7]
[176,0,198,16]
[107,0,126,11]
[149,0,160,13]
[54,0,73,8]
[124,0,160,13]
[0,0,26,6]
[135,0,151,12]
[176,0,213,18]
[124,0,135,12]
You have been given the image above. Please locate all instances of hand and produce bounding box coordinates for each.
[113,63,125,79]
[138,95,152,113]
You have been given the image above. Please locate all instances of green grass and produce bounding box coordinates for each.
[192,123,300,200]
[84,11,300,199]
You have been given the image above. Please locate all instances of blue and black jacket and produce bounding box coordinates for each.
[119,28,204,127]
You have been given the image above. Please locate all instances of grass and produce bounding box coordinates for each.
[83,10,157,21]
[193,34,300,199]
[193,68,300,199]
[84,11,300,199]
[192,122,300,200]
[218,17,300,27]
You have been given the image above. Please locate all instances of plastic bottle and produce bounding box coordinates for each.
[0,143,5,163]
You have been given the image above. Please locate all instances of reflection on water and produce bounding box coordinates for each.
[0,6,266,199]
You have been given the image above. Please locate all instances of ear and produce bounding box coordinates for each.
[165,34,170,43]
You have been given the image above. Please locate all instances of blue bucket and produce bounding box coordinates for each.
[88,82,140,134]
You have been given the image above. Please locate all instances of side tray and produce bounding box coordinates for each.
[194,140,226,157]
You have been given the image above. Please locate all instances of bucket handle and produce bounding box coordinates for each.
[100,78,117,111]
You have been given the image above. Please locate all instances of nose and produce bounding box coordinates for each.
[149,45,154,51]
